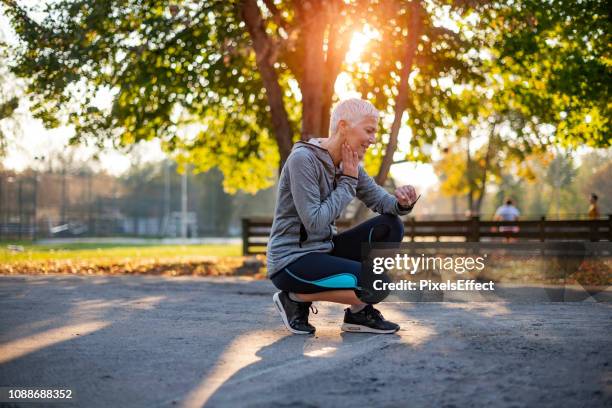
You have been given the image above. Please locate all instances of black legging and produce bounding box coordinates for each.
[271,214,404,303]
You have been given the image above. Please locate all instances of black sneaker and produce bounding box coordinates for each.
[341,304,399,334]
[273,291,317,335]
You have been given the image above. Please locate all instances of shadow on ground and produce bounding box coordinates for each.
[0,275,610,408]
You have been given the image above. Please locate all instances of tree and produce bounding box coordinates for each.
[544,150,576,218]
[585,162,612,216]
[2,0,608,200]
[430,79,542,217]
[2,0,487,195]
[0,29,23,157]
[427,0,611,217]
[482,0,611,147]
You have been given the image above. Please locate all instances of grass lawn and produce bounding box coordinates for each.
[0,242,242,264]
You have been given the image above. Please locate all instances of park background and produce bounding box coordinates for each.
[0,2,610,408]
[0,0,609,271]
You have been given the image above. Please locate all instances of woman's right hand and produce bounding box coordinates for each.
[342,142,359,178]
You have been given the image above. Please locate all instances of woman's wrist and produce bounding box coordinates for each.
[397,201,414,211]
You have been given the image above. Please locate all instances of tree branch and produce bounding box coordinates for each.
[298,0,326,139]
[352,0,425,223]
[241,0,293,166]
[320,0,350,136]
[375,0,424,186]
[262,0,288,31]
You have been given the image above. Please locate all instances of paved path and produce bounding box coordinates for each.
[0,275,610,407]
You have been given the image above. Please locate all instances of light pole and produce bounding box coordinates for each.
[163,160,170,236]
[181,164,188,240]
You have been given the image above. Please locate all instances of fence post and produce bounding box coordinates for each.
[409,216,415,242]
[241,218,249,256]
[608,214,612,242]
[590,216,599,242]
[470,215,480,242]
[539,216,546,242]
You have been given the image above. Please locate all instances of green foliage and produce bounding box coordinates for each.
[4,0,287,190]
[544,151,576,189]
[0,97,18,120]
[2,0,609,196]
[349,1,486,161]
[486,0,611,147]
[0,36,21,156]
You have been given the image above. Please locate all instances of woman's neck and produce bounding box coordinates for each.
[320,136,343,167]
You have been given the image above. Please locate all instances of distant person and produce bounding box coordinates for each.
[494,198,520,221]
[266,98,420,335]
[495,199,520,240]
[588,193,600,220]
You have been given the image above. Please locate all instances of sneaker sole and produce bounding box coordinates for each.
[273,292,314,335]
[341,323,399,334]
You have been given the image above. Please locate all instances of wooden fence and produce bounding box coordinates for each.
[241,215,612,255]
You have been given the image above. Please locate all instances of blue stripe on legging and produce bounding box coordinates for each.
[284,267,358,289]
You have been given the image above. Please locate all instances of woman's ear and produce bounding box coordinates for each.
[338,119,349,139]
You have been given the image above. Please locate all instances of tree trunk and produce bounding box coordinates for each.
[299,1,350,140]
[352,1,424,223]
[474,123,496,215]
[374,0,423,187]
[320,1,351,138]
[241,0,294,168]
[466,132,473,216]
[298,1,326,140]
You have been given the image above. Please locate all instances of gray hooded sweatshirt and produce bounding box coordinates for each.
[266,138,413,279]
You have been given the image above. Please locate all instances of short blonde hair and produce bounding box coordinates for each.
[329,98,379,136]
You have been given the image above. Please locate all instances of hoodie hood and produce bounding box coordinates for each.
[291,138,340,174]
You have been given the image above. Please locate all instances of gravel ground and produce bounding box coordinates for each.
[0,275,610,408]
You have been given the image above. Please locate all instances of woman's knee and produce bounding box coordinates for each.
[375,214,404,242]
